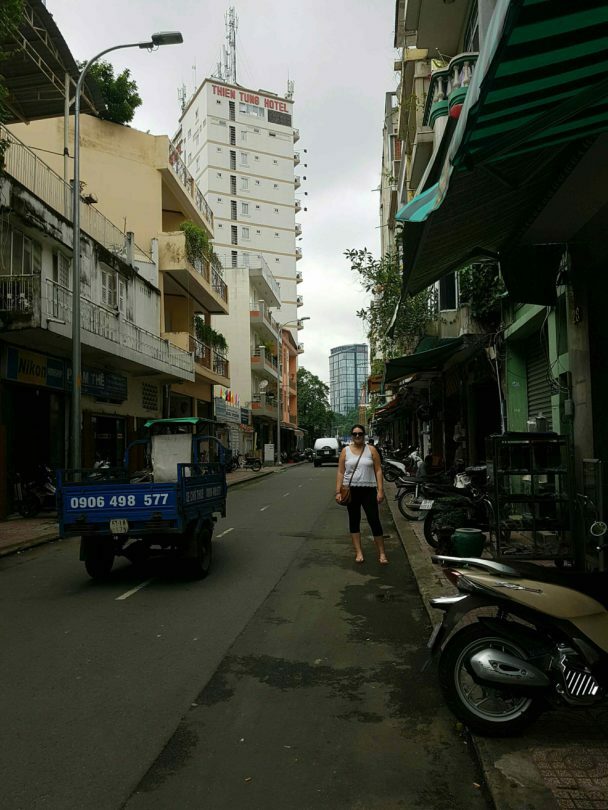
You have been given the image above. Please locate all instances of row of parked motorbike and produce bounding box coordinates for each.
[381,447,492,550]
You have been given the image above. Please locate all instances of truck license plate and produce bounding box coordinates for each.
[420,499,434,510]
[110,518,129,535]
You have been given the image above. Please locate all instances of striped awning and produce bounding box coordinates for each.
[452,0,608,168]
[395,0,608,298]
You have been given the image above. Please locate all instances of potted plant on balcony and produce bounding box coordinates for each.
[194,318,228,353]
[180,221,211,269]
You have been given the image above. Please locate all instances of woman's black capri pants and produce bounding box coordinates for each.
[346,486,383,536]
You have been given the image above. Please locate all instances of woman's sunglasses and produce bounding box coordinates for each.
[351,432,364,437]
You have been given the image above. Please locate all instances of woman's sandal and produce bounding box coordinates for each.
[355,555,365,564]
[379,556,389,565]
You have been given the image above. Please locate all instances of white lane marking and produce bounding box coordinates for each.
[216,527,234,538]
[283,492,290,497]
[115,579,154,601]
[260,505,270,511]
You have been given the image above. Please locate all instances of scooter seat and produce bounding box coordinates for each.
[495,558,608,610]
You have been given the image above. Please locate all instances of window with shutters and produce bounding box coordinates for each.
[241,176,249,191]
[231,226,238,245]
[241,202,249,216]
[240,151,249,166]
[230,175,237,195]
[229,150,236,170]
[229,126,236,145]
[52,252,70,287]
[526,339,553,429]
[118,279,127,315]
[101,269,117,308]
[242,227,250,241]
[231,250,238,267]
[231,200,237,220]
[229,101,235,121]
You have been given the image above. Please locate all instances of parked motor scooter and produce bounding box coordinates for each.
[241,455,262,471]
[14,464,57,518]
[429,549,608,736]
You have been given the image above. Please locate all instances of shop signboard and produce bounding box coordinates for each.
[240,407,250,426]
[2,346,65,390]
[214,397,241,423]
[66,366,128,402]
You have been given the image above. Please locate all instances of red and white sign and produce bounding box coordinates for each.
[211,84,289,113]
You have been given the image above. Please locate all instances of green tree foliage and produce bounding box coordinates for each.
[344,247,435,358]
[297,367,333,441]
[83,60,142,125]
[458,262,505,329]
[332,407,363,439]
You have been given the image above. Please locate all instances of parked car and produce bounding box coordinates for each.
[313,437,341,467]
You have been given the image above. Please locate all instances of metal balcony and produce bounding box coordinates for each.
[294,152,301,166]
[296,270,303,284]
[295,247,302,261]
[293,128,300,143]
[295,199,302,213]
[295,223,302,237]
[297,342,304,353]
[296,295,303,307]
[158,231,228,314]
[294,176,301,189]
[251,347,278,381]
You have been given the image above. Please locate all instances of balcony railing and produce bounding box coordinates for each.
[218,251,280,303]
[0,274,36,313]
[295,199,302,213]
[189,334,230,379]
[294,151,301,165]
[422,52,479,128]
[212,265,228,303]
[42,278,193,374]
[294,176,301,189]
[295,247,303,260]
[293,128,300,143]
[295,223,302,237]
[296,270,303,284]
[296,295,303,307]
[250,300,280,333]
[252,347,278,369]
[168,140,214,229]
[1,125,151,263]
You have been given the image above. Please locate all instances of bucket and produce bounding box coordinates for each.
[452,527,485,557]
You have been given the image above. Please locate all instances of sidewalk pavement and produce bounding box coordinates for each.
[386,484,608,810]
[0,463,293,559]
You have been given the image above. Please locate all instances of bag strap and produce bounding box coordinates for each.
[344,446,364,488]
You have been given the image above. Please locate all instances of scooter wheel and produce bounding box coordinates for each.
[438,624,543,736]
[251,460,262,471]
[397,490,420,521]
[423,510,441,548]
[383,468,398,482]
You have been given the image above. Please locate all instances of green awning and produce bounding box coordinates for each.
[396,0,608,298]
[384,338,464,384]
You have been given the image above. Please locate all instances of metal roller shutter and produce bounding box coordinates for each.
[526,338,552,430]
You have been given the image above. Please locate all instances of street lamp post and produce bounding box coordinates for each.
[70,31,183,470]
[276,316,309,465]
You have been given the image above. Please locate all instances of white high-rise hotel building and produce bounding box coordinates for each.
[175,79,305,453]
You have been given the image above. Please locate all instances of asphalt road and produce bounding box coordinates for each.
[0,465,489,809]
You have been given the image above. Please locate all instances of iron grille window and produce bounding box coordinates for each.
[231,250,238,267]
[230,175,237,194]
[229,150,236,170]
[231,225,238,245]
[231,200,237,220]
[439,273,457,310]
[229,126,236,145]
[229,101,235,121]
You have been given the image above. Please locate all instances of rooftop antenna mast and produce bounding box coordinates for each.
[286,78,295,100]
[225,6,238,85]
[178,82,187,112]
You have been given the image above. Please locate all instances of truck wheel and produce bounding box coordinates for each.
[84,537,114,580]
[191,525,213,579]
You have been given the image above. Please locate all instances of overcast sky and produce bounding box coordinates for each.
[47,0,397,385]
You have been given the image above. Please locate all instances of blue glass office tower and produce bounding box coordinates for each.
[329,344,369,416]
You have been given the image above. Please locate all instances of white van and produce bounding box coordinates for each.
[313,437,341,467]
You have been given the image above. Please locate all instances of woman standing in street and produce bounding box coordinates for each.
[335,425,388,565]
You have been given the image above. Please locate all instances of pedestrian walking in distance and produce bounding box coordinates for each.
[335,425,388,565]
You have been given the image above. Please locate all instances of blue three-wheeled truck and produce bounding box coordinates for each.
[56,418,228,580]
